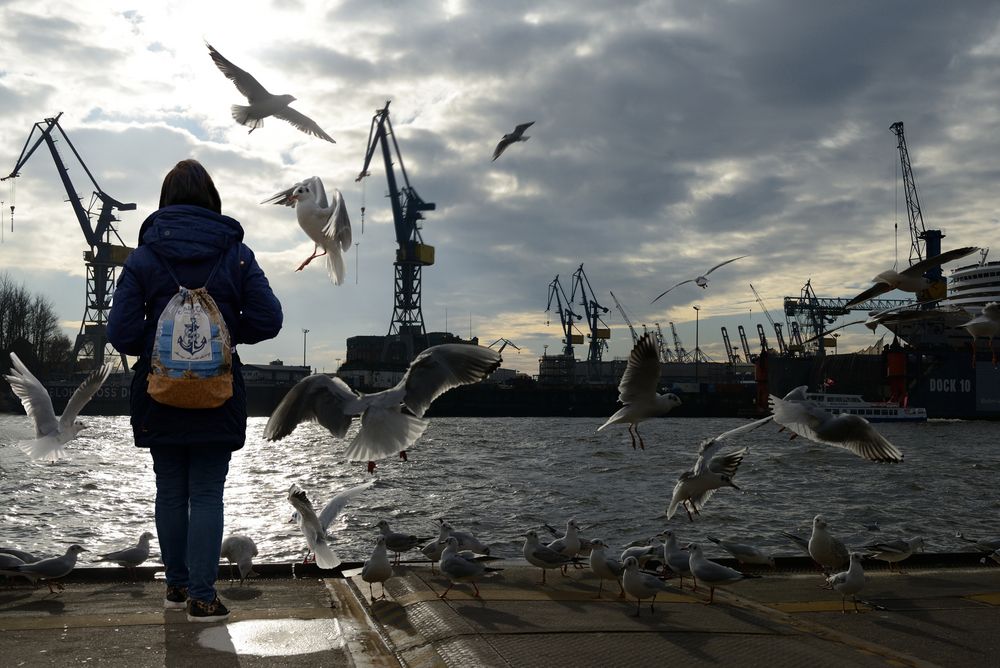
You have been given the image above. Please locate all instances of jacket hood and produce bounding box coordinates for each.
[138,205,245,261]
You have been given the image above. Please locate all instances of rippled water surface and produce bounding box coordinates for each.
[1,415,998,564]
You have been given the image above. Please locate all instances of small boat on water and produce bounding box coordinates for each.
[800,391,927,423]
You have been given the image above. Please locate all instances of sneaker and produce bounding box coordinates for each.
[164,585,188,610]
[186,597,230,623]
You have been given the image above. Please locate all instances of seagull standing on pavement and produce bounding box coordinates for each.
[588,539,625,598]
[523,530,575,584]
[375,520,430,565]
[4,352,111,462]
[621,556,672,617]
[262,176,352,283]
[545,519,581,575]
[361,536,393,601]
[687,543,758,604]
[264,344,502,472]
[661,530,695,589]
[94,531,154,581]
[651,255,747,303]
[826,552,866,613]
[808,515,850,575]
[707,536,776,568]
[598,333,681,450]
[437,536,503,599]
[221,535,259,585]
[492,122,534,161]
[862,537,924,573]
[207,43,336,143]
[9,544,86,593]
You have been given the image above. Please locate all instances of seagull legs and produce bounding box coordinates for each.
[635,424,646,450]
[438,583,453,599]
[296,244,328,272]
[627,424,638,450]
[399,450,408,462]
[703,586,716,605]
[367,461,377,474]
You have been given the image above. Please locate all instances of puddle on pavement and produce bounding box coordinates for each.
[197,618,344,656]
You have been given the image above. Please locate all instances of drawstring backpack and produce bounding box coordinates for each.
[147,250,233,409]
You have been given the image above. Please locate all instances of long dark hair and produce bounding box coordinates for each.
[158,159,222,213]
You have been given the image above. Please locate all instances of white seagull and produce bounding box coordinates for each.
[287,481,374,569]
[207,43,336,143]
[651,255,747,303]
[687,543,758,604]
[221,535,259,585]
[826,552,866,613]
[665,418,771,521]
[9,544,86,593]
[94,531,154,581]
[597,333,681,450]
[960,302,1000,366]
[862,536,924,573]
[588,539,625,598]
[262,176,352,283]
[769,389,903,463]
[375,520,430,565]
[844,246,979,308]
[492,121,534,161]
[808,515,850,575]
[707,536,776,568]
[523,530,575,584]
[621,556,672,617]
[544,519,581,575]
[264,344,502,472]
[437,536,503,599]
[4,352,111,462]
[361,535,393,601]
[660,530,695,589]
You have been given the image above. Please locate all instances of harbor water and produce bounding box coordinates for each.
[1,415,997,564]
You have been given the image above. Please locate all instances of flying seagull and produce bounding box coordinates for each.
[960,302,1000,366]
[651,255,747,303]
[264,344,502,472]
[4,352,111,461]
[844,246,979,308]
[492,122,534,161]
[598,333,681,450]
[262,176,352,283]
[207,42,336,143]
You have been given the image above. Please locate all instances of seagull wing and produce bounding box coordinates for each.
[691,414,773,473]
[206,43,270,101]
[60,364,111,429]
[272,107,336,143]
[844,282,894,308]
[5,353,58,437]
[400,344,502,418]
[651,279,694,304]
[864,539,909,554]
[703,255,747,276]
[901,246,979,277]
[317,481,375,532]
[304,176,329,209]
[512,121,535,138]
[260,184,299,207]
[616,333,660,404]
[771,395,903,462]
[322,188,353,252]
[263,374,358,441]
[697,446,747,477]
[492,136,513,161]
[287,484,340,569]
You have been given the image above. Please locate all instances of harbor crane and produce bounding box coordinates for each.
[570,264,610,365]
[3,113,134,371]
[488,338,521,355]
[720,327,739,365]
[609,290,639,345]
[546,275,582,357]
[654,323,673,362]
[737,325,754,362]
[357,101,436,361]
[669,321,689,362]
[749,283,788,355]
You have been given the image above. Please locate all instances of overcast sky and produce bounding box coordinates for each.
[1,0,998,375]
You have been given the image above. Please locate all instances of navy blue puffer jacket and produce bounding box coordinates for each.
[107,205,283,449]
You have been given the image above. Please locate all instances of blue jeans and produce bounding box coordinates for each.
[150,446,232,604]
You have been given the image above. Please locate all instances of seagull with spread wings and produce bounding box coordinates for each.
[651,255,747,303]
[207,43,336,143]
[492,122,534,161]
[4,352,111,462]
[264,344,502,472]
[262,176,352,283]
[597,333,681,450]
[287,481,373,569]
[960,301,1000,366]
[844,246,979,308]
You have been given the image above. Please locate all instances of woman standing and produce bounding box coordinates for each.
[108,159,282,622]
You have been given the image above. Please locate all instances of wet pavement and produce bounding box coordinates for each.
[1,560,998,667]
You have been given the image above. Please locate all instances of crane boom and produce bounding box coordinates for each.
[569,264,610,365]
[546,275,582,357]
[669,321,688,362]
[3,113,135,371]
[356,101,436,360]
[609,290,638,345]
